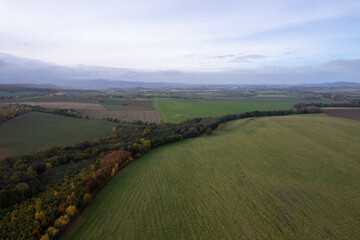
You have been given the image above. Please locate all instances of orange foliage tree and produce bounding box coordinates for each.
[84,150,132,193]
[217,123,226,132]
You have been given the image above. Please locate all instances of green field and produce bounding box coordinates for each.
[0,112,115,158]
[155,99,293,123]
[102,99,155,111]
[66,114,360,239]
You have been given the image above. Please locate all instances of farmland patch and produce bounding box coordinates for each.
[155,99,293,123]
[0,112,115,158]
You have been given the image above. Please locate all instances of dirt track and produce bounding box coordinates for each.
[323,108,360,121]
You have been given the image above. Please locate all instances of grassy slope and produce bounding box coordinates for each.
[0,112,114,158]
[154,99,293,123]
[67,114,360,240]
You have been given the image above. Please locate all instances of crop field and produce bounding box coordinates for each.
[0,112,115,158]
[65,114,360,240]
[155,99,293,123]
[323,108,360,121]
[101,99,155,111]
[21,101,162,123]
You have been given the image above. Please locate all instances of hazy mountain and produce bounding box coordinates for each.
[300,82,360,87]
[0,53,191,88]
[1,53,360,88]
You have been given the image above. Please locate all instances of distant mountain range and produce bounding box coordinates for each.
[1,53,359,89]
[300,82,360,87]
[0,53,193,89]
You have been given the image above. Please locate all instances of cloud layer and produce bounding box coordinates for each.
[1,0,360,73]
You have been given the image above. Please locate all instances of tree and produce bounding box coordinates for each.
[35,211,45,221]
[83,193,92,204]
[140,138,151,150]
[46,226,59,237]
[40,234,50,240]
[66,205,78,217]
[217,123,226,132]
[32,229,40,238]
[54,214,70,229]
[205,128,212,135]
[34,198,42,217]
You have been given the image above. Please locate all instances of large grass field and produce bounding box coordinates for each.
[0,112,115,158]
[66,114,360,239]
[155,99,294,123]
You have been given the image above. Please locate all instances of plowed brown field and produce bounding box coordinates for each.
[323,108,360,121]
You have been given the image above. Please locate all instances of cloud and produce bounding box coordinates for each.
[0,1,360,70]
[323,59,360,73]
[211,55,236,59]
[231,55,267,63]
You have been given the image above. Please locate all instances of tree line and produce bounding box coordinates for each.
[294,101,360,108]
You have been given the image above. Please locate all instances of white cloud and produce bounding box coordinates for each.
[0,0,359,71]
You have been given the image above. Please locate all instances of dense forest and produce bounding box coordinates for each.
[0,103,321,239]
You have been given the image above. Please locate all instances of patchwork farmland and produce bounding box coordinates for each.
[1,83,359,240]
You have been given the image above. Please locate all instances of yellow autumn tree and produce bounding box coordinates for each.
[35,211,46,221]
[46,226,59,237]
[54,214,70,228]
[140,138,151,150]
[40,234,50,240]
[66,205,78,218]
[35,198,41,212]
[70,182,76,191]
[83,193,92,204]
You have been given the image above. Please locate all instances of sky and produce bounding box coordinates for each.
[0,0,360,83]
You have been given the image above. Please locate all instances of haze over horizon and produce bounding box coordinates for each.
[0,0,360,84]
